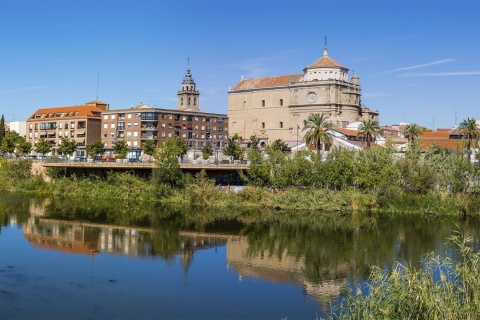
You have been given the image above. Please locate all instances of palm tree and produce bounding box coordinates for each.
[302,113,333,154]
[458,117,480,151]
[357,119,382,148]
[404,123,423,143]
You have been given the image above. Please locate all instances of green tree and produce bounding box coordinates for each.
[270,139,289,152]
[1,136,16,154]
[302,113,333,154]
[113,140,130,159]
[17,139,32,157]
[201,144,213,160]
[0,115,5,146]
[404,123,423,143]
[87,140,105,158]
[224,136,242,161]
[57,138,77,158]
[36,138,51,156]
[458,117,479,151]
[357,119,382,148]
[154,137,188,186]
[141,139,157,159]
[248,135,260,151]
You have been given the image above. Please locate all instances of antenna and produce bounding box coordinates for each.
[96,66,100,101]
[432,101,435,131]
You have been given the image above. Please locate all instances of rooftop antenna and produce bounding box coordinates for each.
[96,66,100,101]
[432,101,435,131]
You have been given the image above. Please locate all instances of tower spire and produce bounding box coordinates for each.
[323,36,328,56]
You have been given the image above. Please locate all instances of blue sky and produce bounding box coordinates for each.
[0,0,479,129]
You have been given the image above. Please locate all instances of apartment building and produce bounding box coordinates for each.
[26,100,108,156]
[101,103,228,158]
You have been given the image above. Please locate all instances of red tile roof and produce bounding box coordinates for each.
[335,128,358,137]
[28,105,103,120]
[307,55,347,69]
[420,131,450,139]
[231,74,303,90]
[419,139,463,151]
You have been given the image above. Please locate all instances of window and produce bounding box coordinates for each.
[111,124,115,128]
[168,132,172,138]
[182,133,186,138]
[280,122,283,128]
[262,100,265,107]
[201,126,205,130]
[59,122,62,129]
[134,123,138,127]
[280,99,283,106]
[201,134,205,139]
[194,125,198,130]
[161,123,166,128]
[111,133,115,138]
[262,122,265,129]
[127,132,132,137]
[194,98,196,105]
[65,122,68,129]
[103,133,107,138]
[127,123,132,128]
[194,116,198,121]
[133,141,138,146]
[104,115,108,120]
[127,141,131,146]
[133,132,138,137]
[104,124,108,129]
[182,116,186,120]
[128,114,132,119]
[135,114,139,118]
[111,115,116,120]
[161,132,166,137]
[168,115,172,119]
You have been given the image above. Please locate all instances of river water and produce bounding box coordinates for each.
[1,193,479,319]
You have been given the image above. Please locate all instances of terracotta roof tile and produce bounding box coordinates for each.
[308,55,347,69]
[28,105,103,120]
[420,132,450,139]
[335,128,358,137]
[231,74,303,90]
[419,139,463,151]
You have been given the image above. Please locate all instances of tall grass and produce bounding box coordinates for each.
[325,231,480,319]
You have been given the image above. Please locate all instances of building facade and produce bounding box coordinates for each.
[26,100,108,156]
[101,63,228,158]
[228,46,378,147]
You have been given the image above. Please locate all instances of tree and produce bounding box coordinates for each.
[154,137,188,186]
[87,140,105,159]
[36,138,51,156]
[0,115,5,147]
[201,144,213,160]
[1,136,16,155]
[404,123,423,143]
[357,119,382,148]
[270,139,288,152]
[17,139,32,156]
[57,138,77,158]
[458,117,479,151]
[142,139,157,158]
[113,140,130,159]
[302,113,333,154]
[224,136,242,161]
[248,135,260,151]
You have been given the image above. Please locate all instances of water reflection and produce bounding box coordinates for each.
[3,193,480,314]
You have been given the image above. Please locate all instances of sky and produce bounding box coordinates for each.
[0,0,479,129]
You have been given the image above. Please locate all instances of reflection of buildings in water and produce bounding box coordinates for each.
[226,237,345,303]
[29,198,51,217]
[22,217,151,257]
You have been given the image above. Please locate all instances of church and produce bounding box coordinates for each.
[227,44,378,147]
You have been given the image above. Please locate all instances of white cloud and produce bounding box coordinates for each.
[0,86,47,95]
[399,71,480,77]
[394,59,456,72]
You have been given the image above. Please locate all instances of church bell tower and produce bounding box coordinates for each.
[177,59,200,111]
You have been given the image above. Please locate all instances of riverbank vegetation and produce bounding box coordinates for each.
[325,231,480,319]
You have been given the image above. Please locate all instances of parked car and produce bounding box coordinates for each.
[102,157,115,162]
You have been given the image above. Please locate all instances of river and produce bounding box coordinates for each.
[1,193,479,319]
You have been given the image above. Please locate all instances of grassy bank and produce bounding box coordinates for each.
[1,162,479,216]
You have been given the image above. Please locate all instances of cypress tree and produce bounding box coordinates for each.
[0,115,5,147]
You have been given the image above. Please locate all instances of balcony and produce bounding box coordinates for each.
[141,126,158,131]
[141,135,157,140]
